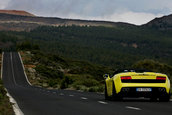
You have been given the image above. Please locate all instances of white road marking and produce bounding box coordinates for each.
[98,101,108,104]
[18,52,32,86]
[60,93,64,96]
[77,90,84,92]
[126,106,141,110]
[1,53,24,115]
[0,52,4,79]
[69,95,74,97]
[10,53,17,85]
[6,89,24,115]
[81,97,88,100]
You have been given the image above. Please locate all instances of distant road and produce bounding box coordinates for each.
[2,52,172,115]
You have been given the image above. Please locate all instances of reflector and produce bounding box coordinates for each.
[121,76,131,80]
[156,76,166,80]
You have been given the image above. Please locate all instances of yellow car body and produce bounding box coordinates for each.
[105,70,171,101]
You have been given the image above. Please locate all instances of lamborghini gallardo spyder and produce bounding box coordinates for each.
[104,69,171,101]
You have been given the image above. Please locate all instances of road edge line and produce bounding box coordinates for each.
[1,52,24,115]
[1,52,4,79]
[6,89,24,115]
[18,52,32,86]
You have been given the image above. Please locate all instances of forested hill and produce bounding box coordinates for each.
[0,25,171,68]
[0,12,134,31]
[143,14,172,30]
[0,10,172,68]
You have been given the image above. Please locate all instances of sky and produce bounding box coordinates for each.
[0,0,172,25]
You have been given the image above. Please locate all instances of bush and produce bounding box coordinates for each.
[47,79,58,88]
[133,59,172,77]
[17,41,40,51]
[35,64,64,79]
[60,76,73,89]
[88,85,104,92]
[0,80,14,114]
[80,79,99,87]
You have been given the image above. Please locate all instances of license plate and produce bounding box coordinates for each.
[136,88,152,92]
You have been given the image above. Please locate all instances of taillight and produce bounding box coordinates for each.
[121,76,132,80]
[156,76,166,80]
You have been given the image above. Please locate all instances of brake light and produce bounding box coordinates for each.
[156,76,166,80]
[121,76,132,80]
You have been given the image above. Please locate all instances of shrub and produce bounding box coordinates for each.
[60,76,73,89]
[80,79,99,87]
[47,79,58,88]
[35,64,64,79]
[133,59,172,77]
[88,85,104,92]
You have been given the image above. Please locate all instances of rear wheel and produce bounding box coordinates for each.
[112,82,122,101]
[105,84,111,100]
[159,94,170,102]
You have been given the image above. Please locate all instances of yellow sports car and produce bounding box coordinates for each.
[104,69,171,101]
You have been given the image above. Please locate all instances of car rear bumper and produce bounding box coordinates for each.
[118,87,169,98]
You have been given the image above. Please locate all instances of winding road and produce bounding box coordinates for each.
[2,52,172,115]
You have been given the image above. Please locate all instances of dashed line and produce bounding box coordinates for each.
[98,101,108,104]
[81,97,88,100]
[77,90,84,92]
[60,93,64,96]
[69,95,74,97]
[126,106,141,110]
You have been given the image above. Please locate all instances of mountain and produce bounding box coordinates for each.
[0,10,35,17]
[143,14,172,30]
[1,10,172,31]
[0,10,135,31]
[0,10,172,68]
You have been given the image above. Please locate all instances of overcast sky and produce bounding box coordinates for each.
[0,0,172,25]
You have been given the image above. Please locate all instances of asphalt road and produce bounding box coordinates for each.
[2,52,172,115]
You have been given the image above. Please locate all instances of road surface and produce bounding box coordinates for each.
[2,52,172,115]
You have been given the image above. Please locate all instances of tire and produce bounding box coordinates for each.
[105,83,111,100]
[159,94,170,102]
[112,82,122,101]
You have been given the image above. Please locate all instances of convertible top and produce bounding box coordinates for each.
[113,69,152,75]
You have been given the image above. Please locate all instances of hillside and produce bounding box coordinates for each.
[0,10,135,31]
[0,10,171,68]
[143,14,172,30]
[18,49,172,92]
[0,25,172,69]
[0,10,35,17]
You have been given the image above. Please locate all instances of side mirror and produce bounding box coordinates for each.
[103,74,109,79]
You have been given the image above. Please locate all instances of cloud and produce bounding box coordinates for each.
[1,0,172,25]
[107,11,163,25]
[66,11,163,25]
[0,0,10,9]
